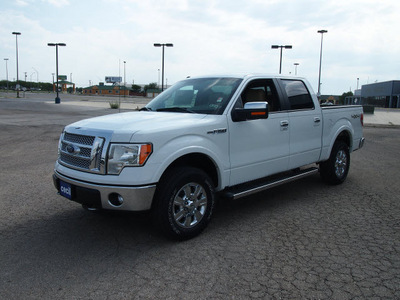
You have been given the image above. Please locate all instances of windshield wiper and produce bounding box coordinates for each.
[156,107,196,113]
[139,107,152,111]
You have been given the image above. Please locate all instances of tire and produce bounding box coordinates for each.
[320,140,350,185]
[153,167,215,240]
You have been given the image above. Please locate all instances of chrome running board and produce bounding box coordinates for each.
[223,167,319,200]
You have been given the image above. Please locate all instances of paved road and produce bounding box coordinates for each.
[0,98,399,299]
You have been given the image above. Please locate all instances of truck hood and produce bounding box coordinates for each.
[66,111,213,142]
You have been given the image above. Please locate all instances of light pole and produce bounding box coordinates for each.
[4,58,9,92]
[157,68,160,88]
[271,45,292,74]
[12,32,21,97]
[317,29,328,97]
[154,43,173,91]
[32,67,39,89]
[48,42,66,103]
[123,61,126,98]
[294,63,299,75]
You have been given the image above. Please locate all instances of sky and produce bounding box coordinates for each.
[1,0,399,95]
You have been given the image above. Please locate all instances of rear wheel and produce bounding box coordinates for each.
[153,167,215,240]
[320,140,350,185]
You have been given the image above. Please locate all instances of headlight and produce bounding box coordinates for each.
[57,131,64,158]
[107,143,152,175]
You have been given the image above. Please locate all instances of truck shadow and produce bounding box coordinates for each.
[210,173,333,234]
[1,172,353,297]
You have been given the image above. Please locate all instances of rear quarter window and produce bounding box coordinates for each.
[281,79,314,110]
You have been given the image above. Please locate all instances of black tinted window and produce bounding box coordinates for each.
[281,80,314,110]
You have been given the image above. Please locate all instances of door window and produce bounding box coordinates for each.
[236,79,281,112]
[281,80,314,110]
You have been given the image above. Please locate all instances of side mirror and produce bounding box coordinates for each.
[232,102,269,122]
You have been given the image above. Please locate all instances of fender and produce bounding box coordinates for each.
[320,118,354,161]
[148,133,230,190]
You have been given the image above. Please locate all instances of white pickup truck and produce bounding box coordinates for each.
[53,74,364,239]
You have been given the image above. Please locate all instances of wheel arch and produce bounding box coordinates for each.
[159,153,219,190]
[335,130,351,149]
[326,128,353,159]
[151,153,219,214]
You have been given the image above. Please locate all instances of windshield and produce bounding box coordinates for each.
[145,77,242,114]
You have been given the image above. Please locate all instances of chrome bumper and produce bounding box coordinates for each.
[359,137,365,149]
[53,171,156,211]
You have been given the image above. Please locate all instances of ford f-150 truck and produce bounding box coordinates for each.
[53,74,364,239]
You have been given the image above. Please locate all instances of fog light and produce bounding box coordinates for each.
[109,193,124,207]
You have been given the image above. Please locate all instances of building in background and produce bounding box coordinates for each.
[54,75,75,93]
[345,80,400,108]
[319,95,339,105]
[82,82,129,96]
[361,81,400,108]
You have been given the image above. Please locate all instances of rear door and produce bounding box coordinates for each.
[278,79,322,169]
[228,78,290,186]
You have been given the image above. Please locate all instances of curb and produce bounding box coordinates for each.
[364,123,400,129]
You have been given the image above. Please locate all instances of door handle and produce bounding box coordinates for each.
[280,120,289,127]
[314,117,321,123]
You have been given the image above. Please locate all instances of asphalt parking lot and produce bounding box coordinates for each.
[0,95,399,299]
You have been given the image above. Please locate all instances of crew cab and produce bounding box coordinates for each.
[53,74,364,239]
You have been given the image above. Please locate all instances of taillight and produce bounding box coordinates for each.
[361,113,364,127]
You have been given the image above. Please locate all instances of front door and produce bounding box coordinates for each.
[228,78,290,186]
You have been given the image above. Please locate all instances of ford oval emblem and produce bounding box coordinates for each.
[66,144,80,154]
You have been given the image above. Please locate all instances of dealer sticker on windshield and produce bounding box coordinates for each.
[59,180,72,200]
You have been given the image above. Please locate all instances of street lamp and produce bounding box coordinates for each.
[154,43,173,91]
[48,42,66,104]
[294,63,299,75]
[12,32,21,97]
[271,45,292,74]
[157,69,160,88]
[317,29,328,97]
[123,61,126,98]
[32,67,39,89]
[4,58,9,92]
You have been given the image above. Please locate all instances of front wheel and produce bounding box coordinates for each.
[320,141,350,185]
[153,167,215,240]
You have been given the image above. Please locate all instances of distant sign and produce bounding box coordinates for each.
[58,75,67,81]
[105,76,122,83]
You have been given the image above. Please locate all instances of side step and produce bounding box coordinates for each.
[223,167,319,200]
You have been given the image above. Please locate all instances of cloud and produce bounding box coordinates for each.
[45,0,70,7]
[16,0,30,6]
[1,0,400,93]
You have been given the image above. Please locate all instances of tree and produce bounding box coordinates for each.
[339,91,353,105]
[144,82,158,92]
[131,84,142,93]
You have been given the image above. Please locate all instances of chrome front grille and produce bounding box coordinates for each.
[63,132,95,145]
[60,153,91,169]
[58,130,108,174]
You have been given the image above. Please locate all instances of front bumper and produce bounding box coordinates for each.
[53,171,156,211]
